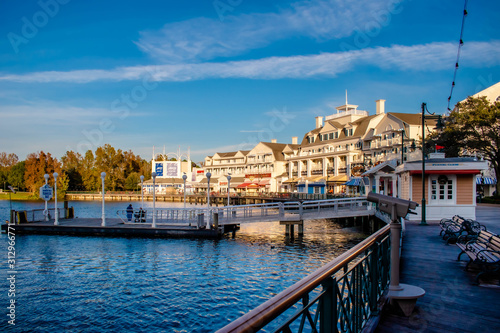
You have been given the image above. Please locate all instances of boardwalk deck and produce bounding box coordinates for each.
[375,204,500,333]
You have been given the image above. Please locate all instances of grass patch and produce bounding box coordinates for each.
[0,192,36,200]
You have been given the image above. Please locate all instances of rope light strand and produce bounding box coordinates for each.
[447,0,468,111]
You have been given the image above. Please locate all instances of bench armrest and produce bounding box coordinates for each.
[476,249,500,263]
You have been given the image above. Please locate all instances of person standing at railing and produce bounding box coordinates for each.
[126,204,133,222]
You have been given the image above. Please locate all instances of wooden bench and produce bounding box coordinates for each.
[440,216,486,244]
[457,230,500,284]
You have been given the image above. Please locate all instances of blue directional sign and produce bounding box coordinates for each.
[39,184,53,201]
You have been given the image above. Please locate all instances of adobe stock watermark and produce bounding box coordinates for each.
[474,74,496,95]
[67,70,159,155]
[213,0,243,21]
[339,0,409,52]
[236,107,295,151]
[7,0,72,54]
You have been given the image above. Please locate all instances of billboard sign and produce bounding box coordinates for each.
[155,162,164,176]
[166,161,179,177]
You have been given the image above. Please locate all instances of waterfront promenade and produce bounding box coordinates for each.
[376,204,500,332]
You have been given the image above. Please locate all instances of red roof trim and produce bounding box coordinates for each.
[409,170,480,175]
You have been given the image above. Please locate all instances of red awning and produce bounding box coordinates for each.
[410,170,480,175]
[259,179,270,185]
[237,183,263,188]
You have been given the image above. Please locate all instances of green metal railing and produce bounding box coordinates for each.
[216,224,391,333]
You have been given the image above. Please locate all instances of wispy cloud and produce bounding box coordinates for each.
[240,130,265,133]
[136,0,398,62]
[0,104,110,125]
[1,41,499,83]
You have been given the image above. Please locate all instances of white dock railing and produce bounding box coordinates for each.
[116,197,374,229]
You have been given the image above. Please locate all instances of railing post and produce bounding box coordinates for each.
[279,202,284,219]
[369,242,380,314]
[320,277,336,333]
[299,202,303,220]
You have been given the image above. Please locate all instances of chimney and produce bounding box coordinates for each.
[292,136,298,144]
[271,139,277,143]
[376,99,385,115]
[315,116,324,129]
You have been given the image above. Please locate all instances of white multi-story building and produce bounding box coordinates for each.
[202,98,437,195]
[203,141,298,193]
[283,99,434,194]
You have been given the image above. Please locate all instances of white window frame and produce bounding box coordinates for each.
[429,174,456,205]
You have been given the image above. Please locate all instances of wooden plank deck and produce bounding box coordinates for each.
[376,205,500,332]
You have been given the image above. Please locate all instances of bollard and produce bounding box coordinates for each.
[197,213,204,229]
[213,212,219,229]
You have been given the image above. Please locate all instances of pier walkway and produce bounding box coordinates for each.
[375,204,500,332]
[113,197,374,227]
[5,197,375,239]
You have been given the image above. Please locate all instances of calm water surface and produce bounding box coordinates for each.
[0,200,366,332]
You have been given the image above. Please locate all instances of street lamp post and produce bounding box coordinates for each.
[420,103,444,226]
[399,127,412,166]
[206,172,211,229]
[227,174,231,206]
[101,172,106,226]
[53,172,59,225]
[44,174,49,221]
[182,173,187,209]
[8,185,16,223]
[140,175,144,208]
[152,172,157,228]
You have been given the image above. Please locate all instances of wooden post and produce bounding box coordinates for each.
[298,221,304,236]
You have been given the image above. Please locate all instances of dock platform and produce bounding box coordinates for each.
[375,204,500,332]
[1,218,225,239]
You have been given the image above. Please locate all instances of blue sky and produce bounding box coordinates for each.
[1,0,499,163]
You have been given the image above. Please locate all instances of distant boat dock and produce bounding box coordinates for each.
[2,198,378,239]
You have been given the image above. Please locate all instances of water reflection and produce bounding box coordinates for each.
[0,201,367,332]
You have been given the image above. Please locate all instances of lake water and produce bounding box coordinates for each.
[0,200,366,332]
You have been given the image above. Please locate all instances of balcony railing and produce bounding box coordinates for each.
[216,224,391,333]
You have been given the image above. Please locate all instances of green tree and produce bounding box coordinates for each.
[125,172,140,191]
[8,161,25,190]
[0,152,18,189]
[61,150,83,191]
[95,144,125,191]
[81,150,98,191]
[433,96,500,194]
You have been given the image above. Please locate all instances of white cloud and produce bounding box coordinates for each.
[136,0,399,62]
[1,41,499,83]
[0,104,110,125]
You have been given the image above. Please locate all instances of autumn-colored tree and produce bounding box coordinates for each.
[24,151,68,198]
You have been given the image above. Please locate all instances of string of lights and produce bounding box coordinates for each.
[447,0,469,111]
